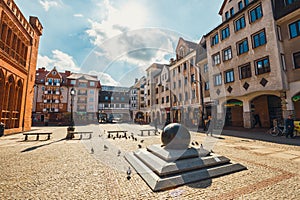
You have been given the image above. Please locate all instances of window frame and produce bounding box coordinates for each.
[221,26,230,40]
[238,1,243,10]
[237,38,249,55]
[223,46,232,61]
[239,63,252,79]
[212,52,221,66]
[214,74,222,86]
[211,33,219,46]
[293,51,300,69]
[252,29,267,48]
[255,56,271,75]
[289,20,300,39]
[234,15,246,32]
[224,69,235,83]
[249,4,263,23]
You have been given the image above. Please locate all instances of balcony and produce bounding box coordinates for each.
[55,82,60,86]
[54,100,60,103]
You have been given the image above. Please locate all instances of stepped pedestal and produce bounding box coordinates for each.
[125,123,246,191]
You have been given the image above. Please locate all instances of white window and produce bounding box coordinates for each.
[212,53,221,65]
[90,82,95,86]
[71,80,76,85]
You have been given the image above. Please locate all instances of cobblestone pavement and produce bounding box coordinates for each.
[0,123,299,199]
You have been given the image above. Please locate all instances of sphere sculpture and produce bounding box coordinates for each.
[161,123,191,149]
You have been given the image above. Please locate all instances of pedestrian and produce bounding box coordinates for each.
[253,114,262,128]
[154,119,158,131]
[206,115,213,136]
[285,115,295,138]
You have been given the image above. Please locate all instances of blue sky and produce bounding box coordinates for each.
[15,0,223,86]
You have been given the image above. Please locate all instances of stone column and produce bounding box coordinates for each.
[243,100,252,128]
[243,112,252,128]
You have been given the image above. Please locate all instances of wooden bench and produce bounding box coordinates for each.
[23,132,52,141]
[73,132,93,140]
[107,130,127,138]
[139,129,159,136]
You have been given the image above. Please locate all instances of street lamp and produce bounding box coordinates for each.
[66,87,76,139]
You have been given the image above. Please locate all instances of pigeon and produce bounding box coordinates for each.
[138,144,142,149]
[108,133,111,138]
[91,148,94,154]
[104,145,108,151]
[195,141,199,146]
[191,142,195,146]
[99,134,102,137]
[140,140,144,143]
[134,138,137,141]
[117,150,121,156]
[113,137,116,140]
[127,167,131,180]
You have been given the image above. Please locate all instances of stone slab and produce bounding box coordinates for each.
[125,152,246,191]
[147,144,209,162]
[134,149,230,176]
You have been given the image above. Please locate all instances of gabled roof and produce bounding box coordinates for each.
[219,0,228,15]
[67,73,98,81]
[175,37,198,53]
[35,67,70,85]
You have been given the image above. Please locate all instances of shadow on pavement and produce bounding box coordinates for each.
[20,138,65,153]
[220,128,300,146]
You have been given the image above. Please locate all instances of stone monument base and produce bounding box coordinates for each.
[125,144,246,191]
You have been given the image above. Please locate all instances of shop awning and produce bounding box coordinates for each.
[292,95,300,102]
[224,101,243,107]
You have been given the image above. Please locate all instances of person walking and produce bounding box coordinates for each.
[285,115,295,138]
[253,114,262,128]
[206,115,213,136]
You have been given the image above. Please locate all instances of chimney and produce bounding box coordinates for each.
[65,70,71,76]
[169,58,174,65]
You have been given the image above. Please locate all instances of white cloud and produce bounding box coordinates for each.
[74,13,83,18]
[86,0,148,46]
[37,50,80,72]
[88,71,120,86]
[39,0,62,11]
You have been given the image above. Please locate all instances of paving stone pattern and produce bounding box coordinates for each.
[0,123,299,199]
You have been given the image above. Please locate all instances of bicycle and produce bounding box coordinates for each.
[267,125,284,136]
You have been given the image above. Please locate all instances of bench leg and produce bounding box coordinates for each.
[47,134,51,140]
[36,134,39,140]
[148,131,150,136]
[25,135,28,141]
[80,134,82,140]
[141,131,143,136]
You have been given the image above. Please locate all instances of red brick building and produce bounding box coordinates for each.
[0,0,43,135]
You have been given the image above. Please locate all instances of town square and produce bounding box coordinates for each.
[1,0,300,199]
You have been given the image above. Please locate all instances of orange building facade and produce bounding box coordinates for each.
[0,0,43,135]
